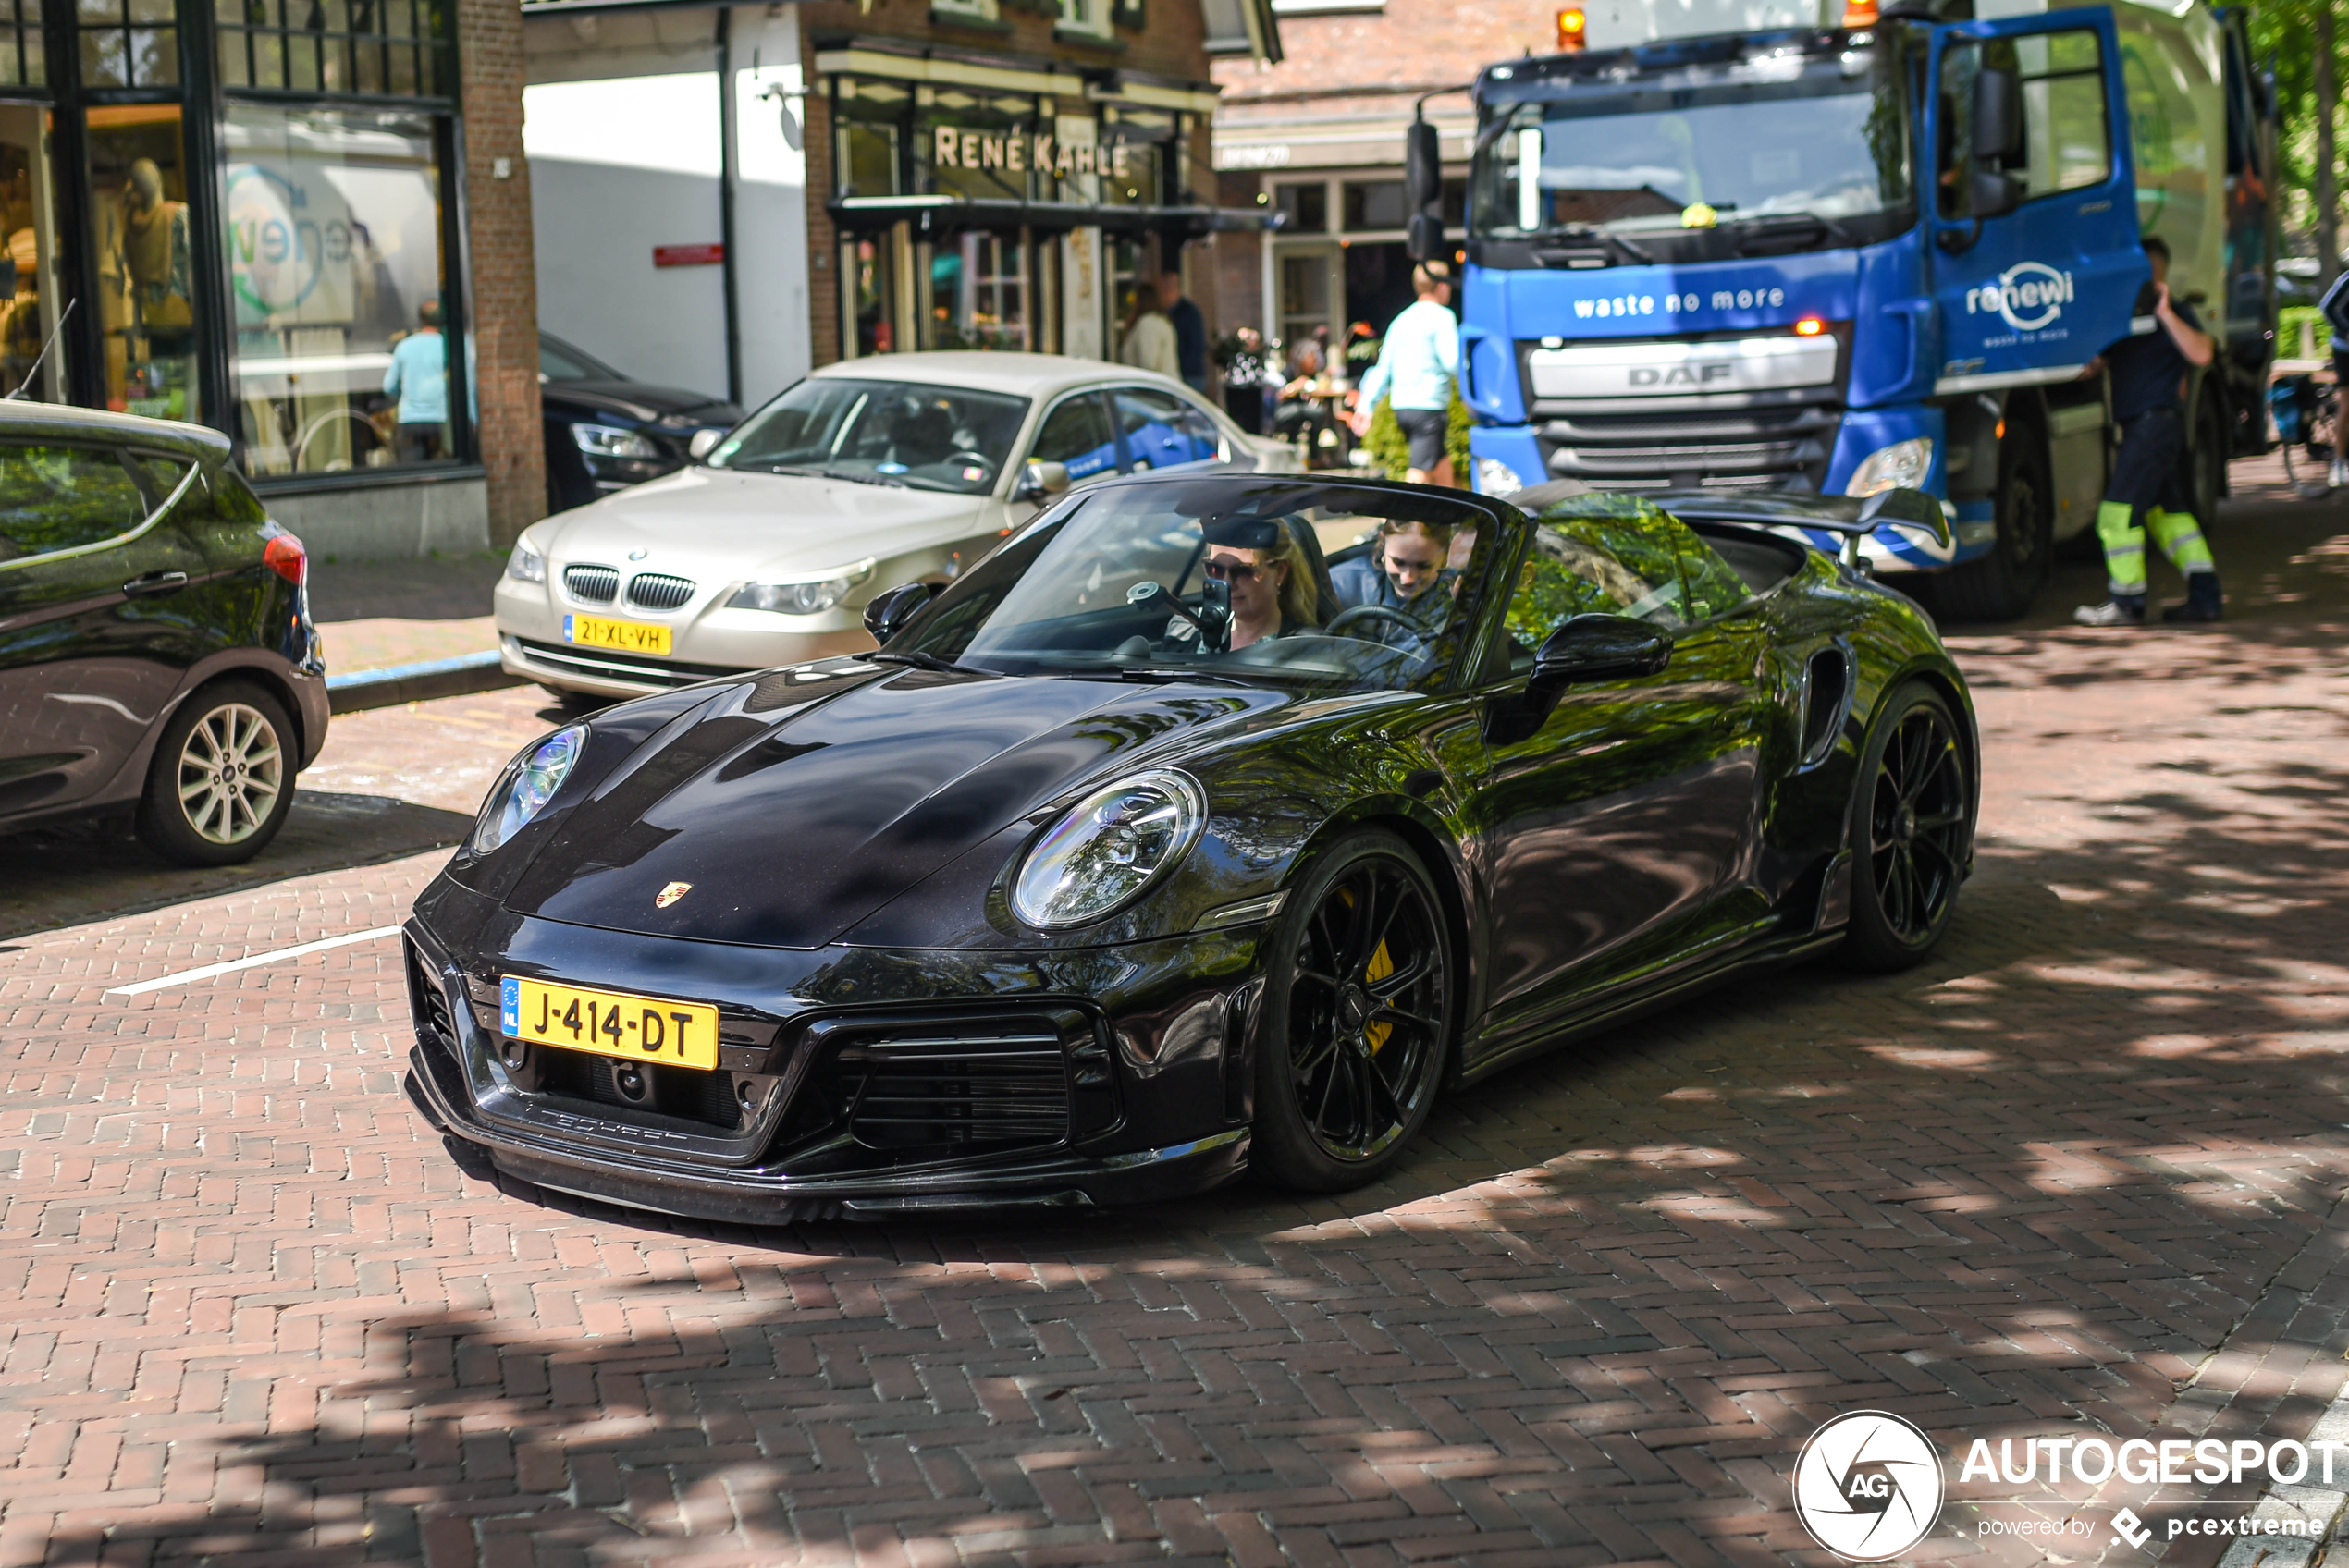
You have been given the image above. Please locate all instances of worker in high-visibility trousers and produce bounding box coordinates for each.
[2075,237,2223,627]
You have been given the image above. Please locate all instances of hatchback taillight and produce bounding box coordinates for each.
[263,530,306,586]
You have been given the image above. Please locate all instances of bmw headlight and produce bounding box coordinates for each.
[572,423,660,460]
[1474,456,1525,496]
[728,559,876,616]
[506,536,546,584]
[473,725,586,852]
[1845,437,1934,497]
[1011,769,1207,929]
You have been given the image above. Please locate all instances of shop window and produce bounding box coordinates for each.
[0,0,42,86]
[834,77,906,199]
[222,106,456,475]
[80,0,176,89]
[842,233,895,357]
[1342,180,1406,232]
[925,232,1027,351]
[1100,107,1171,206]
[1274,181,1326,233]
[1278,252,1332,365]
[88,106,198,421]
[215,0,451,96]
[0,104,64,401]
[927,90,1038,204]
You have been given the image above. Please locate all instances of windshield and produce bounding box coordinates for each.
[709,379,1029,495]
[538,337,619,382]
[1472,38,1911,240]
[889,479,1498,694]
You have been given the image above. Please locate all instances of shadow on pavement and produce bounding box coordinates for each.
[1,790,472,940]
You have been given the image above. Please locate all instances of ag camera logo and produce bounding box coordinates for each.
[1792,1412,1946,1561]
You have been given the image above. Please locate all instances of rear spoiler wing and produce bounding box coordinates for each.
[1644,486,1952,566]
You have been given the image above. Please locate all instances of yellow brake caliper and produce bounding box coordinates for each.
[1333,886,1395,1055]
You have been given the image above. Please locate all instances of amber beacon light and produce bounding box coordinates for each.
[1840,0,1879,24]
[1793,316,1827,337]
[1556,6,1587,49]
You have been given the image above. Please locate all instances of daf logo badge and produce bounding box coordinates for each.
[629,547,650,561]
[655,881,693,908]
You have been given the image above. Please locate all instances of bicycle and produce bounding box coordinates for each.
[2271,372,2340,494]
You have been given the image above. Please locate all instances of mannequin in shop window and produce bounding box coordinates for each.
[120,158,192,347]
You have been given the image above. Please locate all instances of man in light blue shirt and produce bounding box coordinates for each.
[384,299,449,462]
[1350,266,1460,485]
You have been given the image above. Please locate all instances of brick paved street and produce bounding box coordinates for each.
[6,477,2349,1566]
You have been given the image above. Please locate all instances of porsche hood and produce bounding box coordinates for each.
[500,665,1280,949]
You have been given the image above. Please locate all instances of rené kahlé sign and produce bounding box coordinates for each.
[932,124,1136,180]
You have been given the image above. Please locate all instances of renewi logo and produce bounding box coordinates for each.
[1963,262,2075,332]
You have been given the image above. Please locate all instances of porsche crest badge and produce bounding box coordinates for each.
[655,881,693,909]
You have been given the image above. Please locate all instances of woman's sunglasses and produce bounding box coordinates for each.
[1203,558,1261,582]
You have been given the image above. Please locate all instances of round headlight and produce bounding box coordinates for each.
[1011,769,1207,929]
[473,724,586,853]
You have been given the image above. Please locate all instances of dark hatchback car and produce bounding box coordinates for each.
[539,334,742,515]
[0,403,328,864]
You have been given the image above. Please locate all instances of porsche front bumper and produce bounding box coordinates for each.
[402,877,1263,1220]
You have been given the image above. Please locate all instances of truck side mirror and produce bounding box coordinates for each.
[1971,65,2023,164]
[1969,168,2022,219]
[1405,120,1445,263]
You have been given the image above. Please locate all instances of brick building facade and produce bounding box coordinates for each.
[522,0,1276,430]
[1209,0,1559,358]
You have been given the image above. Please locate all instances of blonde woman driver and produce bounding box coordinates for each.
[1201,517,1321,651]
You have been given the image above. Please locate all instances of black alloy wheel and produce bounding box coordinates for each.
[1841,683,1972,972]
[1253,830,1454,1191]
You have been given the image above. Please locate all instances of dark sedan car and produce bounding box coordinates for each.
[404,472,1976,1218]
[0,402,328,864]
[539,334,742,514]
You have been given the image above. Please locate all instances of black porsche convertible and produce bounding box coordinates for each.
[403,473,1977,1218]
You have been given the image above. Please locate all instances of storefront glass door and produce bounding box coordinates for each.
[85,103,197,419]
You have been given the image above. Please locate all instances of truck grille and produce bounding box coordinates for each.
[1537,399,1840,490]
[563,564,620,604]
[626,572,695,611]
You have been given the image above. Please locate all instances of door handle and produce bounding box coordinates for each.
[121,570,189,598]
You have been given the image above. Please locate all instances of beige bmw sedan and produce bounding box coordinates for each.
[496,352,1295,701]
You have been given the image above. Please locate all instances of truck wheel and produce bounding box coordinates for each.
[1918,431,2050,623]
[2189,395,2224,541]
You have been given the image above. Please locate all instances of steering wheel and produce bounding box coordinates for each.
[949,450,993,473]
[1324,603,1429,643]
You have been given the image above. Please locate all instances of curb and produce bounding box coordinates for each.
[326,650,525,714]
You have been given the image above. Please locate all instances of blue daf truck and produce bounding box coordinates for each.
[1408,0,2279,618]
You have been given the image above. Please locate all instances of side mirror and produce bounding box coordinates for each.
[863,581,931,644]
[1969,168,2022,219]
[1858,485,1953,549]
[1531,613,1674,689]
[1971,65,2023,164]
[688,428,725,461]
[1404,120,1443,213]
[1405,120,1446,263]
[1015,459,1070,502]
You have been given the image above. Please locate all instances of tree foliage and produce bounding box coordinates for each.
[2251,0,2345,263]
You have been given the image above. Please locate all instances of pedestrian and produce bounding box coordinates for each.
[1161,269,1209,395]
[2320,266,2349,491]
[1223,326,1268,435]
[1349,266,1459,486]
[382,298,449,463]
[2074,238,2222,626]
[1117,279,1179,382]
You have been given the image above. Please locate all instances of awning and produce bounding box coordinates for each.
[828,195,1280,238]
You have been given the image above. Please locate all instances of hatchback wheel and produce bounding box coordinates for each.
[137,682,296,866]
[1253,830,1454,1191]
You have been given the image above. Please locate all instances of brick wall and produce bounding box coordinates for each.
[1214,0,1557,106]
[457,0,546,548]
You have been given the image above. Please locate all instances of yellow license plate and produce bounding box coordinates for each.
[498,976,719,1070]
[563,614,670,655]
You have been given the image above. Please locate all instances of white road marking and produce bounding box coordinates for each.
[104,925,405,998]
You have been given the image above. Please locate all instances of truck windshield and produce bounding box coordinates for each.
[1471,37,1912,245]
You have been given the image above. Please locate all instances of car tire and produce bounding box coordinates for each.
[1918,429,2050,623]
[1252,830,1454,1192]
[1840,682,1972,973]
[135,681,298,867]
